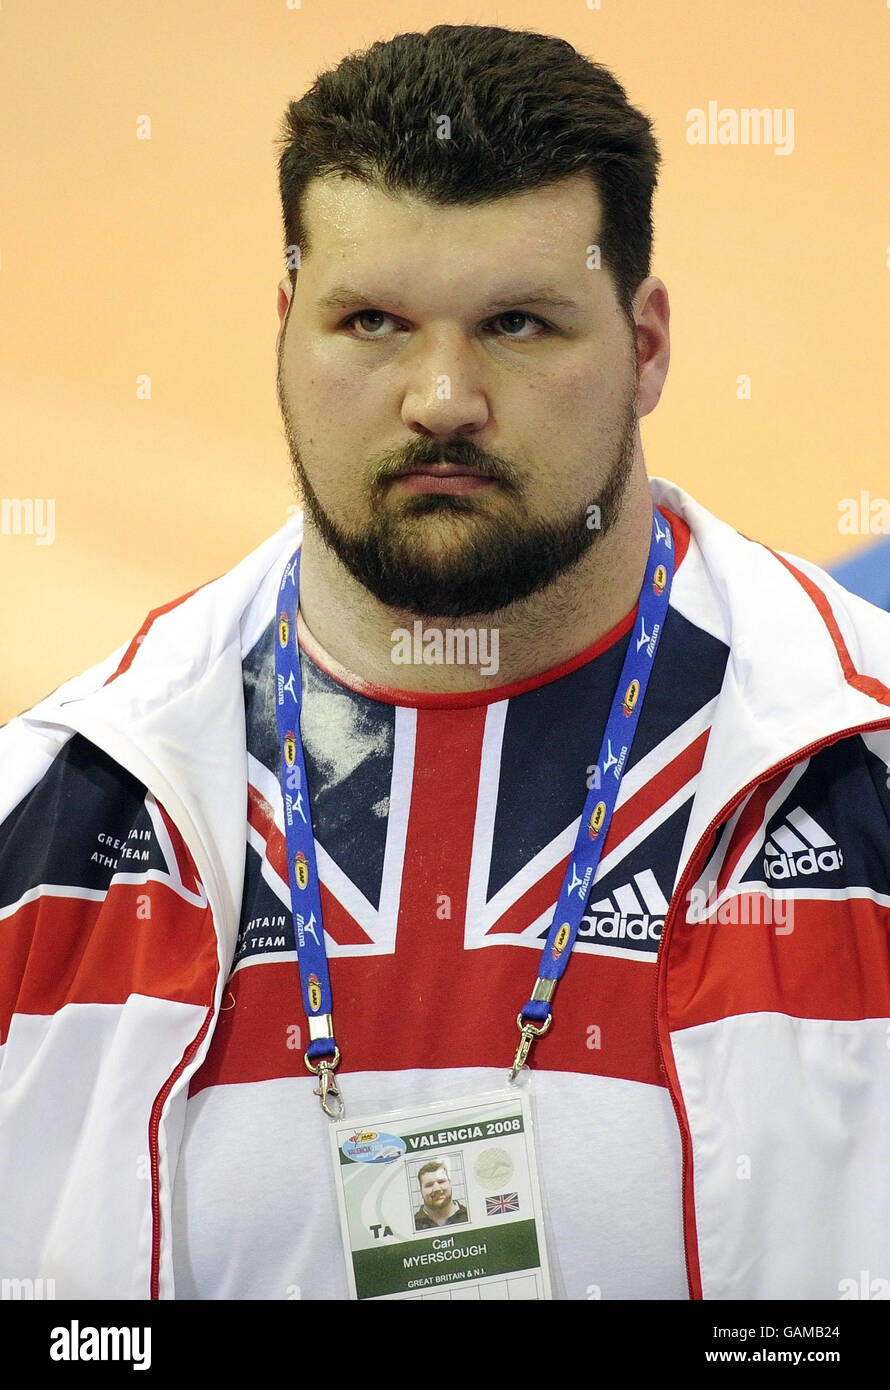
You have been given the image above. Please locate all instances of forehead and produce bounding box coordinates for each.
[298,171,604,289]
[421,1166,447,1180]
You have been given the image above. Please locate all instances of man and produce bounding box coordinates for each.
[3,23,890,1302]
[413,1162,469,1231]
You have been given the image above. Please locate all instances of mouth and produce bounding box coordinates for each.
[391,463,495,496]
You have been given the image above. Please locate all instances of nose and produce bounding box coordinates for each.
[400,327,490,440]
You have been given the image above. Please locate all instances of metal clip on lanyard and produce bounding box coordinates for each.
[274,508,674,1116]
[308,1047,343,1119]
[508,507,674,1080]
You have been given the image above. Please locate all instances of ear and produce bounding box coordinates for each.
[632,276,670,419]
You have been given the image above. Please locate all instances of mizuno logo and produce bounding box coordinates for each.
[654,513,672,549]
[601,738,628,781]
[636,619,660,659]
[576,869,669,945]
[296,911,320,948]
[763,808,843,881]
[568,861,593,899]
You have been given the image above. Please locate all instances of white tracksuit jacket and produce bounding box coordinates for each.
[3,476,890,1300]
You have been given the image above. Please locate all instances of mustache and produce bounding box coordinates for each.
[375,439,515,485]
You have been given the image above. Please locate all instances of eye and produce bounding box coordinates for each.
[346,310,400,338]
[343,308,550,340]
[487,311,549,339]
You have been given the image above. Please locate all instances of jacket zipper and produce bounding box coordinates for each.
[655,713,890,1301]
[145,807,230,1299]
[148,1007,215,1299]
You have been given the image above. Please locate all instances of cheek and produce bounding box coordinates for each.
[550,369,609,423]
[504,370,602,460]
[287,337,367,411]
[543,346,634,421]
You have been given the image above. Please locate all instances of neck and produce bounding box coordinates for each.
[297,465,654,694]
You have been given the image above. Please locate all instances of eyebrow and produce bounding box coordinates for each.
[316,285,580,314]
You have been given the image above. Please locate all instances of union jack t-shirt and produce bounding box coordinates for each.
[170,505,727,1299]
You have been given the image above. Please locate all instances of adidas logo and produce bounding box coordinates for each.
[577,868,669,944]
[763,807,843,881]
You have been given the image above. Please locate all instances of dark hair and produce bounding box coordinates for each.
[275,24,661,322]
[417,1159,449,1186]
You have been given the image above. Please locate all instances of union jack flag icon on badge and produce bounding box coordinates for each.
[485,1193,520,1216]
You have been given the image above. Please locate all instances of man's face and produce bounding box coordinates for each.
[419,1167,452,1210]
[276,170,642,618]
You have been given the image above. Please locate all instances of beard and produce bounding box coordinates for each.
[277,364,639,621]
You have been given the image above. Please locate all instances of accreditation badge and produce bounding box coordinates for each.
[328,1089,552,1300]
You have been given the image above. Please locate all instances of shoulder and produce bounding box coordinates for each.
[0,728,162,913]
[704,727,890,908]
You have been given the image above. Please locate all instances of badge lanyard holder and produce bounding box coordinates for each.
[274,507,674,1119]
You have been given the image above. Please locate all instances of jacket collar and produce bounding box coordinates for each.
[20,479,890,959]
[652,476,890,861]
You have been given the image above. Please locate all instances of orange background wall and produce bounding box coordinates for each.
[2,0,889,724]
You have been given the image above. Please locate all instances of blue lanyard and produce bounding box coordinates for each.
[507,508,674,1074]
[274,507,674,1113]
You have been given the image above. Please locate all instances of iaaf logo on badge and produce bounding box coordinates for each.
[762,807,843,882]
